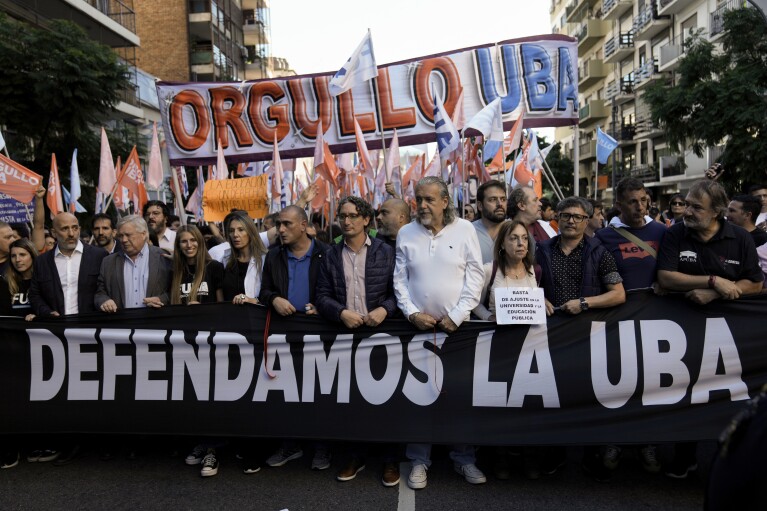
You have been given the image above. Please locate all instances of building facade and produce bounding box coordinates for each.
[550,0,742,204]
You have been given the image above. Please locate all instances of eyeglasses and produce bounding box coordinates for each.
[558,213,588,223]
[338,213,362,221]
[670,201,685,206]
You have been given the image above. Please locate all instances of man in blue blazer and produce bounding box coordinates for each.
[95,215,171,312]
[29,212,108,317]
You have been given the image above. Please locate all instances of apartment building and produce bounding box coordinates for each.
[550,0,742,203]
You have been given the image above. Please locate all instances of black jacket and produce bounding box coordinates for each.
[259,238,329,307]
[315,236,397,322]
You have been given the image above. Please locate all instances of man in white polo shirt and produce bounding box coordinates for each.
[393,176,485,490]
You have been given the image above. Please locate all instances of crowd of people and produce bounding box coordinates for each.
[1,174,765,490]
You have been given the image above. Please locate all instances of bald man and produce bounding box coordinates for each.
[29,213,108,317]
[376,198,412,249]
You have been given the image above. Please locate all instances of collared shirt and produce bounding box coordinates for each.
[158,228,176,254]
[287,239,314,309]
[393,218,484,327]
[122,243,150,308]
[549,237,622,307]
[54,240,84,314]
[342,235,371,315]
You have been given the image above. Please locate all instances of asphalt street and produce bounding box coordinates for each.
[0,439,709,510]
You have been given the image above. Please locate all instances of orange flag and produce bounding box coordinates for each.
[0,153,43,204]
[313,120,339,188]
[117,147,148,212]
[46,153,64,218]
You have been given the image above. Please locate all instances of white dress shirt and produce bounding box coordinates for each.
[158,228,176,254]
[394,218,484,327]
[54,240,84,314]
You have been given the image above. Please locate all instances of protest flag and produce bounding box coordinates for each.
[147,122,164,189]
[98,127,116,196]
[432,85,460,163]
[354,117,375,181]
[329,30,378,97]
[270,133,284,209]
[62,186,86,213]
[313,120,339,187]
[596,126,619,165]
[214,138,228,180]
[46,153,64,218]
[69,149,81,213]
[466,97,504,160]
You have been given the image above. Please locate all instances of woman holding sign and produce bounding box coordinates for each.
[170,225,224,305]
[221,211,267,305]
[473,220,553,322]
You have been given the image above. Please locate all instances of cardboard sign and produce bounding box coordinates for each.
[202,175,268,222]
[494,287,547,325]
[0,192,33,223]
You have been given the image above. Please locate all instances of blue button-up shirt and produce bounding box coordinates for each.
[287,239,314,310]
[122,244,149,308]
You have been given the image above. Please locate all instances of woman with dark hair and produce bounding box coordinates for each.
[0,238,38,320]
[666,193,686,226]
[171,225,224,305]
[473,220,551,322]
[221,212,267,305]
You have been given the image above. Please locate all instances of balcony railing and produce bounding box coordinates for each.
[710,0,741,38]
[85,0,136,33]
[604,31,634,60]
[634,58,660,87]
[191,45,214,65]
[617,164,659,183]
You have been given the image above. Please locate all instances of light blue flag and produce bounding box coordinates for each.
[62,185,87,213]
[432,85,460,161]
[69,148,81,213]
[596,126,619,165]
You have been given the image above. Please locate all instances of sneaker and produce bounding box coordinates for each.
[38,449,61,463]
[311,447,332,470]
[1,451,19,469]
[200,449,218,477]
[407,463,428,490]
[336,458,365,481]
[381,462,400,487]
[640,445,661,473]
[665,459,697,479]
[185,444,207,466]
[455,463,487,484]
[266,446,303,467]
[26,450,42,462]
[602,445,621,470]
[242,464,261,475]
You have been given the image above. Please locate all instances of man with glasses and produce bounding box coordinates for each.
[473,181,508,263]
[314,196,400,487]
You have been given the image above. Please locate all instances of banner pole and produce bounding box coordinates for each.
[372,75,389,193]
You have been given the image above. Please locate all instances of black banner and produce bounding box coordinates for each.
[2,291,765,445]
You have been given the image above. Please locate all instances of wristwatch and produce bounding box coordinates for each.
[579,297,589,311]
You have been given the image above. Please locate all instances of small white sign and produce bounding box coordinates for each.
[494,287,547,325]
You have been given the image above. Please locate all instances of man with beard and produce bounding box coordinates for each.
[393,176,485,489]
[91,214,120,254]
[473,181,507,263]
[508,186,548,242]
[142,200,175,254]
[658,179,763,479]
[376,198,411,249]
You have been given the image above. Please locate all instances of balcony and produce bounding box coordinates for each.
[603,0,633,21]
[243,0,270,8]
[579,99,609,128]
[579,59,608,89]
[633,58,666,91]
[565,0,580,22]
[580,139,597,161]
[710,0,742,39]
[604,32,634,64]
[577,19,610,53]
[635,108,663,139]
[658,0,696,16]
[633,2,671,41]
[659,32,691,72]
[244,17,270,46]
[604,77,635,105]
[659,155,685,180]
[626,164,659,183]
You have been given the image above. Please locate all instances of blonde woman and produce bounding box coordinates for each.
[222,212,267,305]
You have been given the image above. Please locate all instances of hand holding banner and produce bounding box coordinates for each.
[202,174,268,221]
[0,153,43,204]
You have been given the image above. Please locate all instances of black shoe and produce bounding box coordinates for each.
[523,448,543,480]
[53,445,81,466]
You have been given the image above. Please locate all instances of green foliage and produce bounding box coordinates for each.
[643,8,767,193]
[538,137,574,199]
[0,12,134,213]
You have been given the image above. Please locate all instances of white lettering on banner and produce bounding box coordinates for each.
[301,334,353,404]
[690,318,749,404]
[0,160,40,186]
[26,318,747,408]
[67,329,99,401]
[402,332,447,406]
[253,334,300,402]
[591,321,638,409]
[355,334,403,406]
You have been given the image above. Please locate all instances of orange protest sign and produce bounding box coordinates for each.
[202,175,269,222]
[0,153,43,204]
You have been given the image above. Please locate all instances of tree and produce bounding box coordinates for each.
[643,8,767,193]
[538,137,574,199]
[0,13,136,212]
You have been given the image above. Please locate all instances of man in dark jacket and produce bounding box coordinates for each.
[29,212,108,317]
[259,205,329,315]
[316,196,397,328]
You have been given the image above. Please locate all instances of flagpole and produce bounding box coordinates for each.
[541,158,566,201]
[170,166,187,226]
[372,75,390,191]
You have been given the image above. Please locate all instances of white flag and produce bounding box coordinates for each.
[329,30,378,97]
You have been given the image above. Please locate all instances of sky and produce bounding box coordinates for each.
[270,0,553,76]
